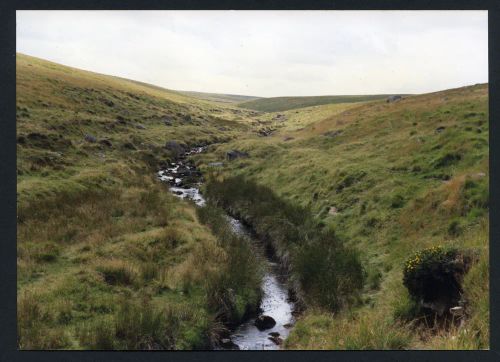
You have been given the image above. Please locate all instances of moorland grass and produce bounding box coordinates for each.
[199,84,489,349]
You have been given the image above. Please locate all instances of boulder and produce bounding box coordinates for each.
[268,335,283,345]
[136,123,146,130]
[323,130,343,138]
[435,126,446,134]
[226,150,249,161]
[220,338,239,350]
[84,134,97,143]
[387,95,402,103]
[254,315,276,331]
[328,206,339,216]
[258,128,275,137]
[165,141,186,156]
[449,306,464,317]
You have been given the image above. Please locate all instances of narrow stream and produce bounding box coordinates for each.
[157,146,295,350]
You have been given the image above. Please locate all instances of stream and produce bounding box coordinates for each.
[157,146,295,350]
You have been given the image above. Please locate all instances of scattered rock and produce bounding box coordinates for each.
[84,134,97,143]
[283,323,294,329]
[268,332,280,337]
[435,126,446,134]
[162,115,173,124]
[449,306,464,317]
[328,206,339,216]
[226,150,249,161]
[220,338,239,350]
[268,335,283,345]
[387,95,402,103]
[323,130,343,138]
[476,172,486,178]
[254,315,276,331]
[258,128,275,137]
[135,123,146,130]
[165,141,186,156]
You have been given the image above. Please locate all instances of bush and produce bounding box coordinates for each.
[447,219,463,237]
[294,230,364,311]
[196,204,262,324]
[403,246,470,315]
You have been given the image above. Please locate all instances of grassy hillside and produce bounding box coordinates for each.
[16,52,488,350]
[197,84,489,349]
[16,53,263,349]
[178,90,261,104]
[237,94,397,112]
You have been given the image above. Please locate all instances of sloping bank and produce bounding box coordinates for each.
[203,175,365,313]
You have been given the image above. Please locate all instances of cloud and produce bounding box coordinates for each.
[16,10,488,97]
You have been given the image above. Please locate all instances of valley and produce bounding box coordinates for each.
[16,53,489,350]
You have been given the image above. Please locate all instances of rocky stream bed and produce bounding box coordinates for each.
[157,146,296,350]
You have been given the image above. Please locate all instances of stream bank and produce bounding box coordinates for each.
[157,146,296,350]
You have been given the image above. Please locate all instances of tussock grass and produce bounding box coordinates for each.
[204,176,364,311]
[16,53,264,350]
[17,52,488,350]
[200,84,488,349]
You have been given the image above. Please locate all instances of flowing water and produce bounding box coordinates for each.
[157,147,295,350]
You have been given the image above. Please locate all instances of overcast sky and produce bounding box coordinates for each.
[16,11,488,97]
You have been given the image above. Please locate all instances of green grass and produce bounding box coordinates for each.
[17,51,489,350]
[197,83,489,349]
[204,175,364,311]
[237,94,399,112]
[16,53,261,350]
[177,90,261,104]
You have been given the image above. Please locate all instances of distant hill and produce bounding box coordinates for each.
[237,94,402,112]
[177,90,261,104]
